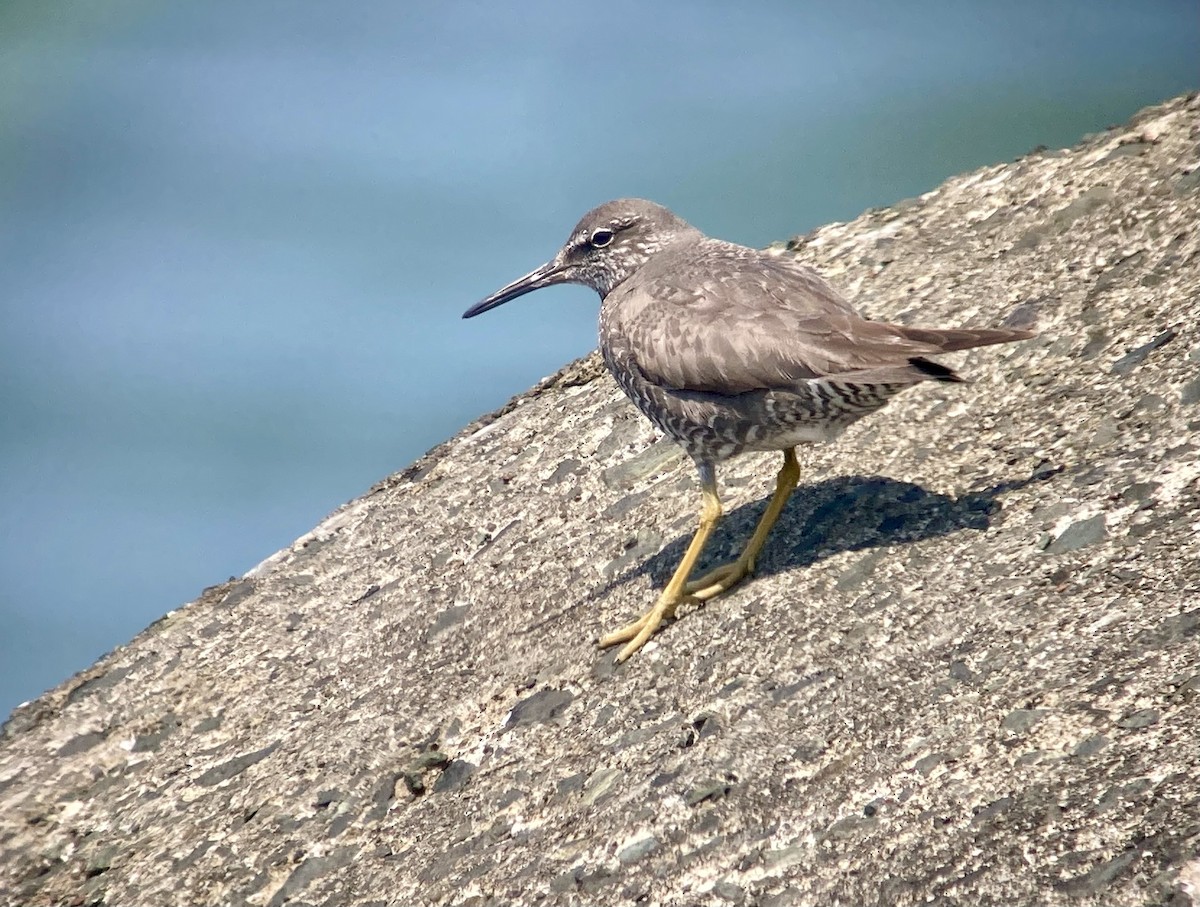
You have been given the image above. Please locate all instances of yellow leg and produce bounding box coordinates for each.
[685,448,800,600]
[599,475,723,662]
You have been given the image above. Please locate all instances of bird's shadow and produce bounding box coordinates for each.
[600,469,1054,596]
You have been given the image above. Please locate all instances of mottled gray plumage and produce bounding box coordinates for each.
[464,198,1034,661]
[465,198,1032,468]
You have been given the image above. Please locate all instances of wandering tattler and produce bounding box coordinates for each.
[464,199,1033,662]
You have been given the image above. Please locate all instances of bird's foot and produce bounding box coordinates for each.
[599,591,692,663]
[684,557,753,601]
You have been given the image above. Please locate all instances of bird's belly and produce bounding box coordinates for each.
[739,419,849,451]
[602,347,891,463]
[604,343,918,464]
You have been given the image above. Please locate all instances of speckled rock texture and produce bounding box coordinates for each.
[3,94,1199,907]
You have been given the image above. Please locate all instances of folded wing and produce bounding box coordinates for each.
[607,243,1032,394]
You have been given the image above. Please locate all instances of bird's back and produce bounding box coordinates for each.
[599,238,1031,463]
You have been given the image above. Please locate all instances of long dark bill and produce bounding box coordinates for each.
[462,260,565,319]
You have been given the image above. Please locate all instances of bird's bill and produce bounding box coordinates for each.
[462,259,565,318]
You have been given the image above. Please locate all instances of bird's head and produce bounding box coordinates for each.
[463,198,699,318]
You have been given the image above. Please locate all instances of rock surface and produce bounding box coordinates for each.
[3,94,1199,907]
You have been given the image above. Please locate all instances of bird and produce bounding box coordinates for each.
[463,199,1033,663]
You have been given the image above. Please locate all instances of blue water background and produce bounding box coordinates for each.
[1,1,1196,715]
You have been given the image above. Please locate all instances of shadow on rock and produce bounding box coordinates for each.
[602,469,1052,595]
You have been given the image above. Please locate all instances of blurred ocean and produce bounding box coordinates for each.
[1,1,1196,716]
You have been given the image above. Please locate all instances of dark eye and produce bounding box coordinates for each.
[589,228,614,248]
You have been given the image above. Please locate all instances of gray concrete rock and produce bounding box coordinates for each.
[2,94,1199,907]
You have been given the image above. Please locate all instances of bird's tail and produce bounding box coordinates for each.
[907,356,964,383]
[899,325,1036,352]
[901,325,1035,384]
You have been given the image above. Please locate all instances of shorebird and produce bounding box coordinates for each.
[464,199,1033,662]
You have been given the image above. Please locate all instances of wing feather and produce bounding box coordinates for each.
[604,241,973,395]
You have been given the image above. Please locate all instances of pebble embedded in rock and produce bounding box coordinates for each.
[1001,709,1049,735]
[617,836,659,864]
[504,688,575,728]
[1046,514,1107,554]
[1116,709,1160,730]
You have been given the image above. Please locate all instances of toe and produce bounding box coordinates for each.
[599,594,682,658]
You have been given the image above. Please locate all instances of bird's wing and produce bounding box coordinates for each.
[607,243,952,394]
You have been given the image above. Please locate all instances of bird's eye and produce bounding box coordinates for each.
[589,228,614,248]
